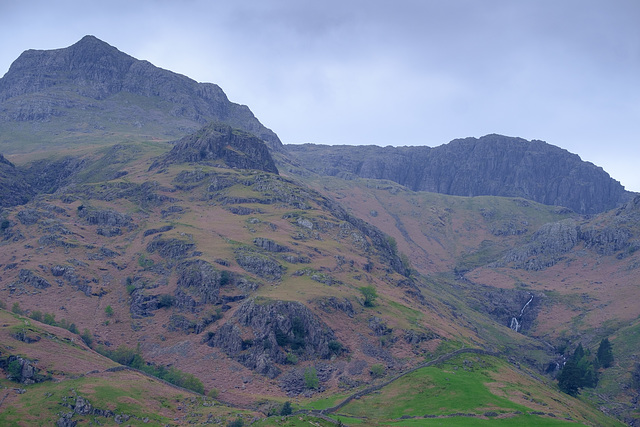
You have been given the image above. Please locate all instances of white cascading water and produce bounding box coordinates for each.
[510,294,533,332]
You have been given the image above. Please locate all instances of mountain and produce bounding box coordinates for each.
[0,35,281,151]
[1,36,637,426]
[286,134,633,214]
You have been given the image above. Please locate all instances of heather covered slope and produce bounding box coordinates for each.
[285,168,640,424]
[0,309,260,426]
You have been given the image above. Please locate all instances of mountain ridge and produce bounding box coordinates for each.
[285,134,634,214]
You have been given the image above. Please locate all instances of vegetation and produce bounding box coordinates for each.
[11,302,23,315]
[557,343,597,396]
[280,401,292,416]
[95,344,204,394]
[370,363,385,378]
[304,367,319,390]
[104,305,114,317]
[359,285,378,307]
[596,338,614,368]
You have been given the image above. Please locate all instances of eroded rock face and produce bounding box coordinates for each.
[0,154,34,207]
[206,299,337,378]
[151,122,278,173]
[500,211,639,270]
[175,259,225,305]
[234,248,285,281]
[287,135,634,214]
[18,269,52,289]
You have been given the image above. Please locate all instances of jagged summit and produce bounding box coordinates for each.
[0,35,281,149]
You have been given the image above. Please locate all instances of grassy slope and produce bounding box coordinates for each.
[0,309,258,426]
[335,354,622,426]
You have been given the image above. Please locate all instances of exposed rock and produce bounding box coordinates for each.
[500,219,579,270]
[143,225,174,237]
[77,206,134,229]
[20,156,86,194]
[287,135,633,214]
[403,329,437,345]
[315,296,355,317]
[17,208,42,225]
[130,290,159,318]
[146,237,195,260]
[175,259,226,305]
[579,226,632,255]
[368,316,392,336]
[0,355,46,384]
[0,154,34,207]
[206,299,337,378]
[234,248,285,281]
[253,237,290,253]
[73,396,92,415]
[151,122,278,173]
[18,269,51,289]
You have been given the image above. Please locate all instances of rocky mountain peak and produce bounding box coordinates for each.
[0,36,282,149]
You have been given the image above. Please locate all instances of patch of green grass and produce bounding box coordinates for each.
[301,391,353,411]
[341,356,528,421]
[384,413,575,426]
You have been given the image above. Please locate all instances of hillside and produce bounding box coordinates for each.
[0,36,637,426]
[285,135,634,214]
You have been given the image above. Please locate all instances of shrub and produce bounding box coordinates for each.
[227,419,244,427]
[7,360,22,381]
[370,364,385,378]
[43,312,56,325]
[158,294,175,308]
[29,310,43,322]
[280,401,292,416]
[12,302,23,315]
[359,286,378,307]
[67,323,78,334]
[328,340,343,355]
[208,388,219,399]
[81,328,93,347]
[104,305,114,317]
[285,353,298,365]
[304,367,319,389]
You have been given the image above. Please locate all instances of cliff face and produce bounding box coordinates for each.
[0,35,281,149]
[0,154,34,207]
[286,134,632,214]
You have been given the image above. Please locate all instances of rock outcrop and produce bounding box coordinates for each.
[499,200,640,270]
[287,135,633,214]
[0,154,34,207]
[206,299,338,378]
[151,122,278,173]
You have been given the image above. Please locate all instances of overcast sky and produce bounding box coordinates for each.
[1,0,639,191]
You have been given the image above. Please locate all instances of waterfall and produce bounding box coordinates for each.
[510,294,533,333]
